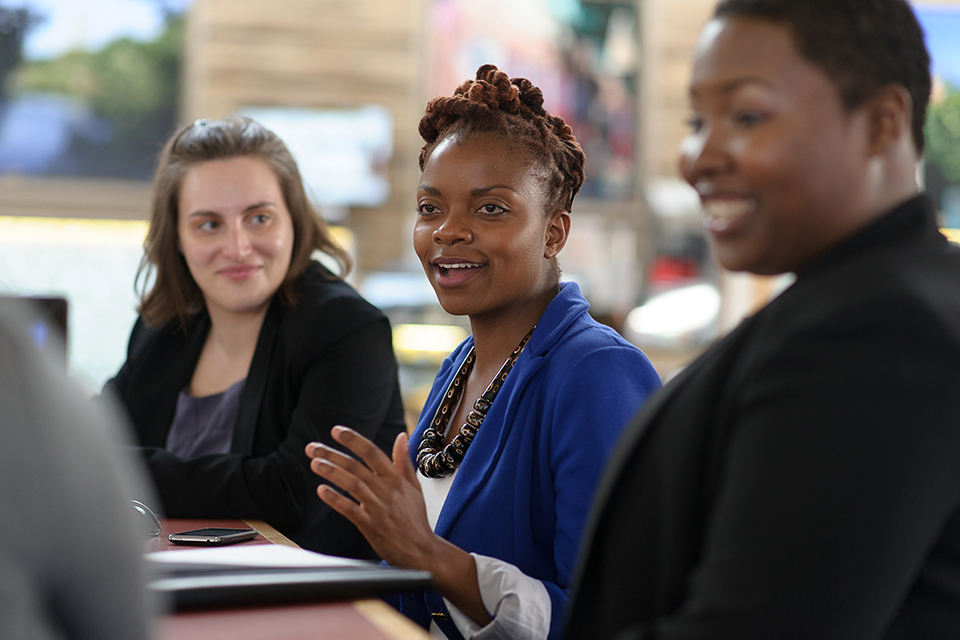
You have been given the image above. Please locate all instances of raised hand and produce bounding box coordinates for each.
[305,427,490,625]
[306,427,436,567]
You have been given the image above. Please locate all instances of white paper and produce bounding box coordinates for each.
[145,544,369,569]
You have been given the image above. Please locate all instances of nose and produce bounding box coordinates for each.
[433,211,473,245]
[224,221,253,259]
[679,120,730,184]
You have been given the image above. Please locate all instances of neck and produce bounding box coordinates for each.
[205,303,270,360]
[468,281,559,374]
[808,151,921,277]
[860,141,922,227]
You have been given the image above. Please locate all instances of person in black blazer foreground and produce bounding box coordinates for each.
[565,1,960,638]
[103,117,405,557]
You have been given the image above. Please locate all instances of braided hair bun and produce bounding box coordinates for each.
[419,64,586,212]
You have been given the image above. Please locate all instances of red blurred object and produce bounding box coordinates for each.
[649,256,700,284]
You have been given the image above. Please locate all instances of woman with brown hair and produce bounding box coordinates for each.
[305,66,661,639]
[104,116,405,557]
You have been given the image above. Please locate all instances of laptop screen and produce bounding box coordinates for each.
[0,296,69,363]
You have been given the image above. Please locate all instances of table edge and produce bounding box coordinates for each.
[354,599,430,640]
[242,519,299,547]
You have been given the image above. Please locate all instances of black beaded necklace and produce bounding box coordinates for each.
[416,327,535,478]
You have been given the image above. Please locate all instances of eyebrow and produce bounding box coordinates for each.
[243,201,276,212]
[691,75,775,98]
[417,184,518,196]
[186,201,276,217]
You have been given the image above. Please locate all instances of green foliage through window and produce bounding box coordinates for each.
[9,14,183,180]
[925,86,960,185]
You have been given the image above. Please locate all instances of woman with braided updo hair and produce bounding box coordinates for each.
[306,65,660,639]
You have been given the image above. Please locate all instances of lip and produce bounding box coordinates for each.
[218,264,262,281]
[430,256,486,288]
[699,194,757,236]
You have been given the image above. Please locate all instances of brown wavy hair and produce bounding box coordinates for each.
[136,116,352,330]
[419,64,586,213]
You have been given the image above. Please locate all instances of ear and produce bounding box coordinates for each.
[864,84,913,156]
[544,210,571,260]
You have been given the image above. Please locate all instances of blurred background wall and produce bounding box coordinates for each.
[1,0,959,415]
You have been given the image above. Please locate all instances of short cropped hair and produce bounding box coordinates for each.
[137,116,351,330]
[419,64,586,213]
[714,0,931,152]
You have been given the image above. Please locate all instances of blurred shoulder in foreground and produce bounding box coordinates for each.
[0,302,155,640]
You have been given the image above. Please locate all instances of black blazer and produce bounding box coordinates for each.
[105,262,406,557]
[565,195,960,639]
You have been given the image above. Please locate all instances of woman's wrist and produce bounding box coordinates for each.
[420,536,492,627]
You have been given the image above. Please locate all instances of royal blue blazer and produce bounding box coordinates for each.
[392,282,662,639]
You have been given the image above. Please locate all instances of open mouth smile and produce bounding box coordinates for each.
[432,261,485,287]
[436,262,483,277]
[700,197,757,234]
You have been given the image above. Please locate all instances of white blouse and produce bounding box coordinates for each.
[418,469,552,640]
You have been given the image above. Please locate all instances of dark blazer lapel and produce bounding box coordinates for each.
[568,313,760,599]
[592,317,754,509]
[130,314,209,447]
[231,301,283,455]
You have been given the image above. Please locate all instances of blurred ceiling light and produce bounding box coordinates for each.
[0,216,147,245]
[625,283,720,346]
[645,178,701,221]
[602,7,637,76]
[361,271,438,309]
[393,323,468,365]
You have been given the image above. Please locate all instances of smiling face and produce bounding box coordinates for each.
[177,155,295,320]
[680,17,875,275]
[414,132,569,325]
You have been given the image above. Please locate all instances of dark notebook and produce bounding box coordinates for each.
[146,548,431,611]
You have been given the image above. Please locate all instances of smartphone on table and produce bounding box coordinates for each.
[168,527,259,546]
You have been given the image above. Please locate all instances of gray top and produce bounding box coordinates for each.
[166,378,246,459]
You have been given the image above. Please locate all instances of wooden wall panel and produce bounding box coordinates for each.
[640,0,715,181]
[183,0,428,272]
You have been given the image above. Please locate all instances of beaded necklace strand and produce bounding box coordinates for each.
[416,327,535,478]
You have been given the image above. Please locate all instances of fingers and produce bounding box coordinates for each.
[309,429,437,570]
[393,432,419,485]
[305,433,380,505]
[305,426,394,478]
[306,442,369,479]
[332,426,398,477]
[307,426,406,512]
[316,483,369,528]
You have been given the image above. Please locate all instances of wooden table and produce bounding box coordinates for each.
[153,519,429,640]
[145,518,295,553]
